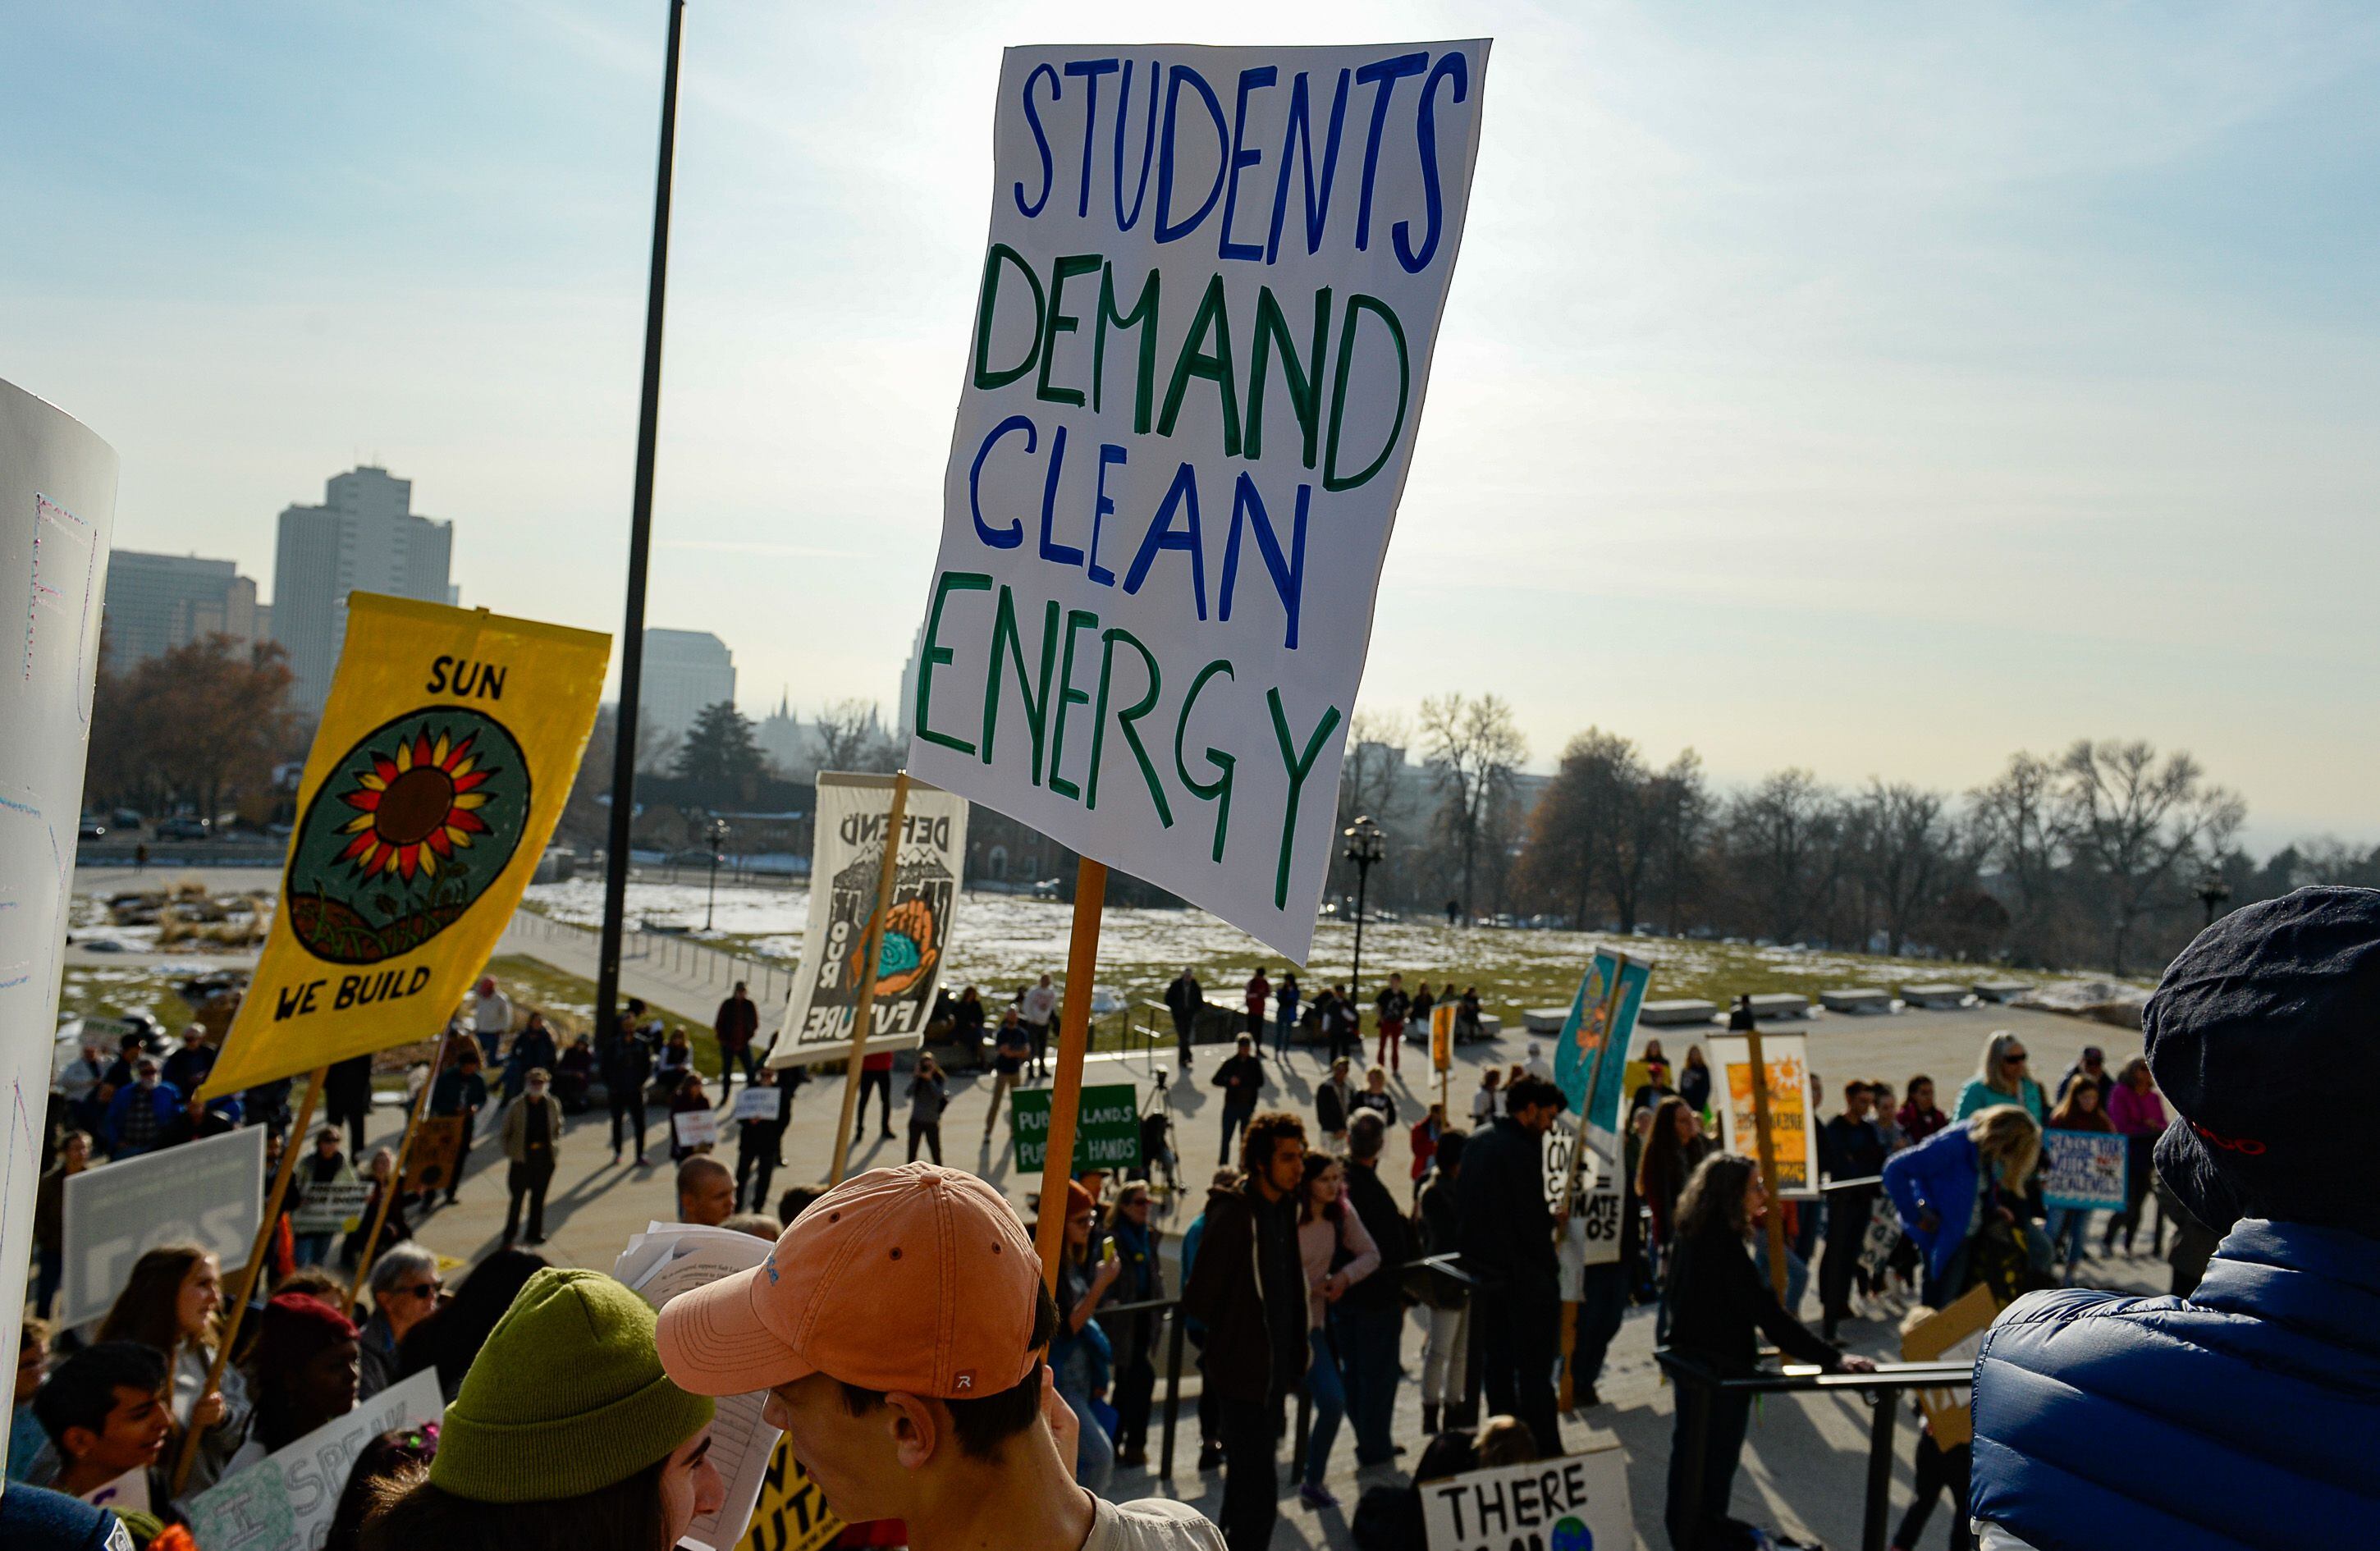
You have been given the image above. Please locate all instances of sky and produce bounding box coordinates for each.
[6,2,2374,851]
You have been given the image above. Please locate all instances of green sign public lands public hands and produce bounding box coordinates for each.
[1010,1082,1142,1174]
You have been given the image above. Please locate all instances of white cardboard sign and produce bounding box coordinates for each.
[906,43,1491,961]
[674,1109,721,1151]
[0,376,117,1468]
[59,1124,266,1328]
[771,774,968,1066]
[183,1370,442,1551]
[1421,1448,1632,1551]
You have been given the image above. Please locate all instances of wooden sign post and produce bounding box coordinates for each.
[172,1064,325,1494]
[829,771,912,1185]
[1032,858,1108,1289]
[1556,953,1632,1411]
[1744,1023,1791,1306]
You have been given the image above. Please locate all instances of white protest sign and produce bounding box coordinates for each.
[291,1178,371,1238]
[82,1465,151,1516]
[0,376,116,1469]
[1546,1120,1621,1300]
[184,1370,441,1551]
[674,1109,720,1151]
[906,43,1491,962]
[1421,1448,1631,1551]
[60,1124,266,1328]
[733,1086,782,1123]
[2041,1129,2127,1211]
[771,774,968,1066]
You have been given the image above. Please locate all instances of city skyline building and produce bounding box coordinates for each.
[641,627,735,745]
[100,550,269,670]
[270,464,453,716]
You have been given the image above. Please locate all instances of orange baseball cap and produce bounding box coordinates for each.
[656,1162,1046,1400]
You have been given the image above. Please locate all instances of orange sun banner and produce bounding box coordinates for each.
[203,594,609,1098]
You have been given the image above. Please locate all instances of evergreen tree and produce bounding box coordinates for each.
[675,701,764,783]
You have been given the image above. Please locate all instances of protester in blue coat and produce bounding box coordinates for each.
[1970,887,2380,1549]
[101,1059,181,1159]
[1882,1104,2039,1306]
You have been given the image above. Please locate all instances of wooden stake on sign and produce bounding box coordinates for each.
[172,1064,325,1494]
[1555,954,1632,1411]
[1556,953,1632,1220]
[1744,1023,1791,1306]
[829,771,913,1186]
[346,1026,451,1316]
[1032,858,1108,1289]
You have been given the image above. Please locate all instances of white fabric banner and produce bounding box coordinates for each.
[771,775,968,1066]
[0,377,116,1471]
[906,43,1491,960]
[59,1125,267,1328]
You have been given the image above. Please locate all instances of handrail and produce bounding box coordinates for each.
[1657,1347,1978,1551]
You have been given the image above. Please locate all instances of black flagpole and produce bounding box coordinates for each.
[597,0,685,1050]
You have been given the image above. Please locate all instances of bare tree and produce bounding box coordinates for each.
[2057,739,2245,976]
[1330,710,1412,901]
[1970,752,2069,965]
[1519,730,1613,927]
[815,698,899,774]
[1856,780,1955,954]
[1419,693,1528,918]
[1647,749,1714,935]
[1728,768,1834,942]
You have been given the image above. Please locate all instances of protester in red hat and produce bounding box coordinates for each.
[240,1293,360,1460]
[657,1161,1224,1550]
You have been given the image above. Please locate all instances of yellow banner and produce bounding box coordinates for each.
[203,595,609,1097]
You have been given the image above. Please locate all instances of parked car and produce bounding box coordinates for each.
[156,817,212,840]
[77,817,107,841]
[111,808,144,829]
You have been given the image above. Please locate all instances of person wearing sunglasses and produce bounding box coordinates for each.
[1955,1032,2047,1127]
[359,1244,442,1401]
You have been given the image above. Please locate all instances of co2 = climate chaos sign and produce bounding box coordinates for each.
[204,595,610,1099]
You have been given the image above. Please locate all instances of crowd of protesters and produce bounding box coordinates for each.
[29,893,2379,1551]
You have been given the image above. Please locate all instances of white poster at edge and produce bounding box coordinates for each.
[0,377,116,1471]
[906,43,1491,962]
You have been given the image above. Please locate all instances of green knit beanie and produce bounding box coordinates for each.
[430,1268,716,1503]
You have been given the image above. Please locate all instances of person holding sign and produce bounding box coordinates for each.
[733,1065,793,1212]
[97,1247,247,1491]
[2040,1079,2116,1280]
[1455,1076,1568,1458]
[657,1163,1225,1551]
[428,1045,487,1206]
[25,1343,172,1501]
[499,1067,564,1247]
[292,1126,360,1266]
[1659,1154,1873,1549]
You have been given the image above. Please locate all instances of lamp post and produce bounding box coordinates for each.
[2195,867,2231,929]
[1343,816,1385,1018]
[703,816,731,931]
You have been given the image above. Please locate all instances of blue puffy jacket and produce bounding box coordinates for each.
[1970,1219,2380,1548]
[1882,1122,1980,1280]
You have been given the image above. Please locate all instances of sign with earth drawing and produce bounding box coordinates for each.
[204,594,610,1098]
[771,773,971,1065]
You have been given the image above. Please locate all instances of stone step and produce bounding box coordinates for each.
[1523,1007,1570,1033]
[1819,988,1892,1014]
[1972,981,2037,1003]
[1900,983,1971,1009]
[1745,993,1810,1019]
[1638,998,1719,1027]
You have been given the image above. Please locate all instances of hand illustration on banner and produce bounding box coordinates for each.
[853,896,941,1000]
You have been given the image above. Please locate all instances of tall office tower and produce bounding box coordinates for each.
[100,551,268,670]
[271,465,453,716]
[641,628,736,748]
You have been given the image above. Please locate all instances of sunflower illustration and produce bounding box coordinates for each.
[332,728,496,882]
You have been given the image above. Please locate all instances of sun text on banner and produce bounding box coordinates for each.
[1420,1448,1631,1551]
[771,775,968,1067]
[904,42,1492,963]
[203,595,610,1098]
[1706,1033,1812,1195]
[59,1126,264,1328]
[1011,1083,1142,1173]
